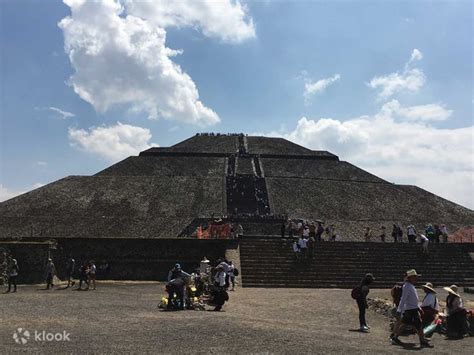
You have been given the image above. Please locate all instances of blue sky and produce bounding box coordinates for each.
[0,0,472,208]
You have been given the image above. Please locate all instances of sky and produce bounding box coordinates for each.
[0,0,473,209]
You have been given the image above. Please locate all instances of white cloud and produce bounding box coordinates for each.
[0,183,44,202]
[304,74,340,103]
[368,49,425,99]
[36,106,75,119]
[59,0,254,125]
[124,0,255,44]
[263,103,474,209]
[381,100,453,121]
[68,122,156,161]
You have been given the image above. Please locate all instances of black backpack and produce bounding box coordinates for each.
[351,286,362,299]
[233,268,239,277]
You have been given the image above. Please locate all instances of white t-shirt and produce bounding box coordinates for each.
[293,242,300,253]
[303,228,309,237]
[214,271,226,286]
[421,293,439,310]
[298,238,307,249]
[90,264,97,274]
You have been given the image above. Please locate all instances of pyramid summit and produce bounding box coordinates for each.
[1,133,473,242]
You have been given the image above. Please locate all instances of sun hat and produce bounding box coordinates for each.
[406,269,421,278]
[421,282,437,294]
[443,284,460,297]
[365,273,375,280]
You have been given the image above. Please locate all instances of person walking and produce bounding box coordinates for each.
[45,258,56,290]
[407,225,417,243]
[66,258,75,288]
[77,263,90,291]
[390,269,432,348]
[352,273,375,332]
[89,260,97,290]
[391,224,399,243]
[7,258,19,293]
[420,282,439,327]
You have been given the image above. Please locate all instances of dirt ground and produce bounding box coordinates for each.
[0,283,472,354]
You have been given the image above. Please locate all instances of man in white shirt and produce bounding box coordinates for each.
[391,269,432,348]
[298,236,308,258]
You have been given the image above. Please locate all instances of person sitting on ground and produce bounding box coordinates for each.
[420,282,439,327]
[7,258,19,293]
[390,269,433,348]
[353,273,375,332]
[444,285,468,339]
[45,258,56,290]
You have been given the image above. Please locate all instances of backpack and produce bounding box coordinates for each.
[351,286,362,300]
[233,268,239,277]
[391,285,403,306]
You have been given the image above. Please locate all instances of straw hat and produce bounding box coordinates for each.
[421,282,437,294]
[443,284,460,297]
[406,269,421,278]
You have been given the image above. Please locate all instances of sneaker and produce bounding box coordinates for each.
[364,325,371,330]
[390,337,403,345]
[420,341,433,348]
[359,327,369,332]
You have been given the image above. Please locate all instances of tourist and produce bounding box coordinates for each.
[420,282,439,327]
[292,240,300,259]
[444,285,468,338]
[330,225,337,241]
[364,227,373,242]
[407,225,417,243]
[89,260,97,290]
[45,258,56,290]
[65,258,75,288]
[390,269,432,348]
[389,279,405,339]
[425,224,435,242]
[280,222,286,238]
[391,224,399,243]
[325,225,333,241]
[419,233,429,254]
[440,224,449,243]
[167,263,190,282]
[353,273,375,332]
[308,233,316,258]
[166,277,186,311]
[303,225,310,239]
[309,221,316,241]
[236,224,244,239]
[7,258,19,293]
[297,235,308,258]
[228,261,236,291]
[433,225,441,244]
[380,226,386,242]
[316,222,324,242]
[200,257,211,274]
[212,265,227,311]
[77,263,89,290]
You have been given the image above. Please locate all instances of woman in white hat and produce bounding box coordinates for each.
[443,285,468,338]
[420,283,439,327]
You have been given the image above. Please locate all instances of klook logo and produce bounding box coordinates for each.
[13,328,71,345]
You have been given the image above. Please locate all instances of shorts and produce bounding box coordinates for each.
[402,309,422,328]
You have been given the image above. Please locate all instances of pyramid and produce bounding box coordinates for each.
[1,134,473,241]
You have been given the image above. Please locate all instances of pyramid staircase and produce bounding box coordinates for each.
[240,238,474,288]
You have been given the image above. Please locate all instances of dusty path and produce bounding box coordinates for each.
[0,284,472,354]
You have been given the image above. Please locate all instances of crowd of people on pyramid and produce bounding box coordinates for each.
[160,257,237,312]
[284,219,451,258]
[352,269,473,348]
